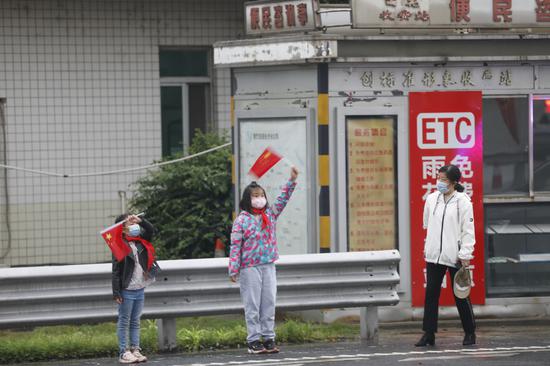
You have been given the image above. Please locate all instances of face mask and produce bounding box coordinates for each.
[251,197,267,209]
[128,224,141,237]
[436,180,450,194]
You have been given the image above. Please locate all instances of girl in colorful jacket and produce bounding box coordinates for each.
[229,166,298,355]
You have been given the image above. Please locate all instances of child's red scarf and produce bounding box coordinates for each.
[125,236,156,270]
[252,208,269,230]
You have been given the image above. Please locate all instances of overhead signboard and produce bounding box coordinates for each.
[214,40,337,66]
[245,0,321,35]
[352,0,550,28]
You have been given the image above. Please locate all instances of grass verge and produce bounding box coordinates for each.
[0,316,359,364]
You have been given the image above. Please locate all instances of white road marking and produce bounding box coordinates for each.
[182,344,550,366]
[399,347,550,362]
[399,353,520,362]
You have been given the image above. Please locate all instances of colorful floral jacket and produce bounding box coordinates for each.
[228,180,297,276]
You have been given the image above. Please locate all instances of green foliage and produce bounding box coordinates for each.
[130,131,233,259]
[0,316,359,364]
[0,323,156,364]
[277,319,314,343]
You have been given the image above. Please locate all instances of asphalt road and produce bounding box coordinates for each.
[14,320,550,366]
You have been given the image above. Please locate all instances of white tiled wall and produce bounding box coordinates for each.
[0,0,244,266]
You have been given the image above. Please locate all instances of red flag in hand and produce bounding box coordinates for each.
[100,222,131,261]
[249,147,282,179]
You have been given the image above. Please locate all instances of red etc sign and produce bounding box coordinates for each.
[409,91,485,307]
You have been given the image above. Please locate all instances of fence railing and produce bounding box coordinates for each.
[0,250,401,349]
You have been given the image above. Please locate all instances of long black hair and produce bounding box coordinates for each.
[115,213,129,224]
[439,165,465,193]
[240,181,269,214]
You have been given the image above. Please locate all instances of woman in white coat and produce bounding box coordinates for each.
[415,165,476,347]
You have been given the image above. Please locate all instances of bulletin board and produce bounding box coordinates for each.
[346,117,397,251]
[238,117,311,255]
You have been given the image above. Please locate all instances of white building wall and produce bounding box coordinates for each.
[0,0,243,266]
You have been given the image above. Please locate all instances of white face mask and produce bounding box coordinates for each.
[251,196,267,209]
[436,180,450,194]
[127,224,141,237]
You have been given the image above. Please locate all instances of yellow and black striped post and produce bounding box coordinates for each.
[317,63,330,253]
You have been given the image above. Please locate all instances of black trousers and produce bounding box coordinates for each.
[422,262,476,334]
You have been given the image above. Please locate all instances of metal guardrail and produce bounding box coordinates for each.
[0,250,400,349]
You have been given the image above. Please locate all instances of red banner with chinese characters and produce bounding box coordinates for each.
[409,91,485,307]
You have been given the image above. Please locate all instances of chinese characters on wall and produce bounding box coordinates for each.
[379,0,430,22]
[358,67,520,90]
[347,117,397,251]
[421,155,474,199]
[246,0,318,35]
[353,0,550,28]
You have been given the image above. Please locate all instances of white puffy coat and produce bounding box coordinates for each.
[423,191,475,268]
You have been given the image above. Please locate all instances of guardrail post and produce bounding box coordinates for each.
[157,318,177,351]
[360,306,379,344]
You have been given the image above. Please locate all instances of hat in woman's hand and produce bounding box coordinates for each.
[453,266,472,299]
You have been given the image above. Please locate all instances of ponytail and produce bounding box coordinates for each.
[454,183,465,193]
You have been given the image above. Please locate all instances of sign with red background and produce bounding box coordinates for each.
[409,91,485,307]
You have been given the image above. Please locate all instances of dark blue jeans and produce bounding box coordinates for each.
[117,288,144,355]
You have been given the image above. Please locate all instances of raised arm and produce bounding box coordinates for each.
[271,167,298,219]
[139,218,155,242]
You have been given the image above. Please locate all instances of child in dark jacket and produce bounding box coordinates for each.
[112,213,159,364]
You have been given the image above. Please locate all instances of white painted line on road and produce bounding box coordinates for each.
[183,344,550,366]
[399,347,550,362]
[474,351,523,357]
[185,357,369,366]
[399,353,520,362]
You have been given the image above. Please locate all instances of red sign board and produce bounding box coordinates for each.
[409,91,485,307]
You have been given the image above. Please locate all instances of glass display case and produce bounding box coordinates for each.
[485,203,550,297]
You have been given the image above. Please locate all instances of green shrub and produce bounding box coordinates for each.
[0,317,359,364]
[277,319,314,343]
[130,131,233,259]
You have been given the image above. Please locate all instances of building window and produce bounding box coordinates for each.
[482,96,529,197]
[484,95,550,298]
[160,49,209,77]
[159,48,211,157]
[485,203,550,297]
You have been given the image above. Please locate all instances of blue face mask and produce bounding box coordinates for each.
[128,224,141,237]
[436,180,450,194]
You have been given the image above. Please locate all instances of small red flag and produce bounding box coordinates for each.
[100,222,131,261]
[249,147,282,179]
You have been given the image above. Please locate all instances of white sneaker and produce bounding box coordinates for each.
[132,348,148,362]
[119,350,138,364]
